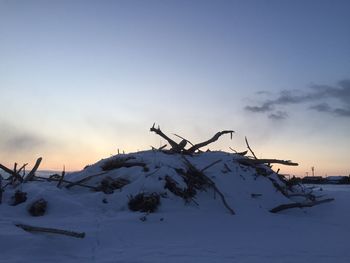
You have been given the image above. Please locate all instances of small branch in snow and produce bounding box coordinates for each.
[270,198,335,213]
[15,223,85,238]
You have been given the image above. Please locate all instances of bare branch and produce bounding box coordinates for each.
[150,124,183,152]
[245,137,257,159]
[15,223,85,238]
[187,130,234,154]
[270,198,335,213]
[238,159,298,166]
[24,157,42,182]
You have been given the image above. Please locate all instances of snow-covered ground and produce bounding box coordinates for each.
[0,151,349,263]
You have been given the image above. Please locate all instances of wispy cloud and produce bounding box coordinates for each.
[245,79,350,119]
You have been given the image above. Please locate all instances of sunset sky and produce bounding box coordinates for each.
[1,0,349,176]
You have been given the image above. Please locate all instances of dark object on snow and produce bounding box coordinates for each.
[28,198,47,216]
[270,198,335,213]
[96,177,130,194]
[101,156,147,171]
[128,193,160,213]
[15,223,85,238]
[164,175,196,202]
[11,190,27,206]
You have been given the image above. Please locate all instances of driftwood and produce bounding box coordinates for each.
[65,172,107,189]
[238,159,298,166]
[150,124,234,154]
[0,163,23,182]
[270,198,335,213]
[245,137,258,159]
[24,157,43,182]
[15,223,85,238]
[182,156,235,215]
[57,166,65,188]
[187,130,234,154]
[150,124,182,152]
[34,176,97,190]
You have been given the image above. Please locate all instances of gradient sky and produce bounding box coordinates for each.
[1,0,349,176]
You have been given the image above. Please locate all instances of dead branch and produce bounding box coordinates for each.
[182,156,235,215]
[187,130,234,154]
[0,163,23,182]
[35,176,97,190]
[270,198,335,213]
[24,157,42,182]
[173,133,195,147]
[238,158,298,166]
[245,137,257,159]
[150,124,183,152]
[17,163,28,176]
[57,166,65,188]
[65,172,107,189]
[200,160,222,172]
[15,223,85,238]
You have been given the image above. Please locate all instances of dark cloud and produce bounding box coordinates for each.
[268,111,288,120]
[0,122,46,152]
[4,134,45,150]
[245,79,350,119]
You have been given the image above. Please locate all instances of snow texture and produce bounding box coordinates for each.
[0,150,348,262]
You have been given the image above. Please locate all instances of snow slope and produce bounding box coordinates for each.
[0,151,348,262]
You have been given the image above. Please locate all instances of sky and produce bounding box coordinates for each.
[0,0,349,176]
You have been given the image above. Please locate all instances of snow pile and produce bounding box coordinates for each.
[1,149,348,263]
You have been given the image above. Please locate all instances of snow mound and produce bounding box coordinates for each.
[65,150,307,215]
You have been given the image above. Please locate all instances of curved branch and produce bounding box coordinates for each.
[187,130,234,154]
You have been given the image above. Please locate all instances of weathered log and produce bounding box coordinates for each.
[187,130,234,154]
[238,158,298,166]
[24,157,43,182]
[270,198,335,213]
[15,223,85,238]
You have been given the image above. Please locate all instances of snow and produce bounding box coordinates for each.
[0,151,349,262]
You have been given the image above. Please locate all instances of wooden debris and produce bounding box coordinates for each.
[150,123,234,154]
[187,130,234,154]
[57,166,65,188]
[0,163,23,182]
[245,137,258,159]
[238,159,298,166]
[164,175,196,202]
[24,157,43,182]
[270,198,335,213]
[65,172,107,189]
[182,156,235,215]
[15,223,85,238]
[28,198,47,216]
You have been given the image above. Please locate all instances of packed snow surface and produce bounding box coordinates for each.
[0,150,348,262]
